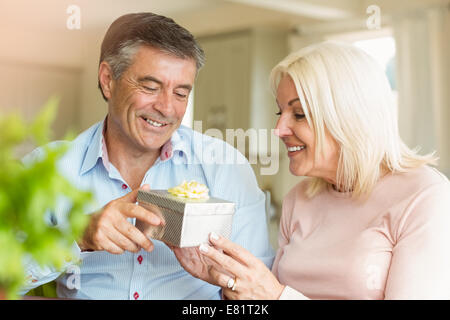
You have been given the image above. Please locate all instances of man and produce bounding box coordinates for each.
[20,12,274,299]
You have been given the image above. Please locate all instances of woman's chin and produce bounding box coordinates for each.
[289,166,305,177]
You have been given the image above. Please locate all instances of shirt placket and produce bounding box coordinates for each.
[114,177,143,300]
[129,249,147,300]
[127,164,161,300]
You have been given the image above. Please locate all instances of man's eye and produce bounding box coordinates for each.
[275,111,281,116]
[175,92,187,98]
[143,86,158,92]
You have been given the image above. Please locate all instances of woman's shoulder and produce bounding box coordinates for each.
[372,165,450,215]
[385,165,449,195]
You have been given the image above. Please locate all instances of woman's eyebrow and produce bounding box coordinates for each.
[288,98,300,106]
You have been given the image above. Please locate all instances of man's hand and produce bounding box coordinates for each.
[170,244,234,286]
[78,184,161,254]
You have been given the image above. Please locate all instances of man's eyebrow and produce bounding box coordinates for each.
[138,76,162,85]
[288,98,300,106]
[138,76,192,91]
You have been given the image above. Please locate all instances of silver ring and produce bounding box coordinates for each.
[231,282,237,291]
[226,277,235,289]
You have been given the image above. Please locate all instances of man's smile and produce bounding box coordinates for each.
[139,115,170,130]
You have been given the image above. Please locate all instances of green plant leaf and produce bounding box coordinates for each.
[0,97,94,299]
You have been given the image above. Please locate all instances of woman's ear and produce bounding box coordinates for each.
[98,61,114,100]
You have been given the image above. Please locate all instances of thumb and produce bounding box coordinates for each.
[121,187,140,203]
[121,184,151,203]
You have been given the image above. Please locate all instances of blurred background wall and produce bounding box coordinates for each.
[1,0,449,248]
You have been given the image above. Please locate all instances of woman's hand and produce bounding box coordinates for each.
[198,232,285,300]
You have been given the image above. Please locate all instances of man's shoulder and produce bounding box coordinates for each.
[22,121,101,168]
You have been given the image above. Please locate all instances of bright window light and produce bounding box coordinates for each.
[354,36,396,90]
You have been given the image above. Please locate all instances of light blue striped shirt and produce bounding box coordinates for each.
[20,120,274,300]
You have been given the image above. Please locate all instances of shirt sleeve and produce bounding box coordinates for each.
[384,182,450,299]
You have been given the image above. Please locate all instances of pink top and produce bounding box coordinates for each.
[272,166,450,299]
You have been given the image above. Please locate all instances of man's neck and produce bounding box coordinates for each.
[104,117,161,190]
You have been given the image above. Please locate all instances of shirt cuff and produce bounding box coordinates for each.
[278,285,310,300]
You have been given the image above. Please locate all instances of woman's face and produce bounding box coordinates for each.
[275,75,340,184]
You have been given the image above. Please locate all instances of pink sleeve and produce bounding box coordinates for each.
[279,285,310,300]
[384,182,450,299]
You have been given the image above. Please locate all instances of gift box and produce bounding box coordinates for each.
[135,190,235,247]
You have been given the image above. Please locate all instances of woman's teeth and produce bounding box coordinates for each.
[287,145,305,152]
[144,117,165,127]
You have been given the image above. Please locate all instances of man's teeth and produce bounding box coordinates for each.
[287,146,305,152]
[145,118,164,127]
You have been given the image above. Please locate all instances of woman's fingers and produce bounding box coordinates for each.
[207,232,260,267]
[208,266,239,299]
[199,243,247,277]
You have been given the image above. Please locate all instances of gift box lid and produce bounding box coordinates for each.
[137,190,235,216]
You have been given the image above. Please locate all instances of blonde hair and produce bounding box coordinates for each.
[270,41,437,198]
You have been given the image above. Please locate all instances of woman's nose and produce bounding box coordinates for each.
[274,119,293,137]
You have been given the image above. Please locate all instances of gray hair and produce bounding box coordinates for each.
[98,12,205,101]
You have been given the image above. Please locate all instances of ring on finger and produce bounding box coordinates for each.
[226,277,235,289]
[231,279,237,292]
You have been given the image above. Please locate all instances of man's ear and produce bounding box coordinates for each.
[98,61,114,100]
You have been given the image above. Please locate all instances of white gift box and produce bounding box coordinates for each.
[136,190,235,247]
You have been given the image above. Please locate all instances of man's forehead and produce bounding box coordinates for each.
[128,46,196,82]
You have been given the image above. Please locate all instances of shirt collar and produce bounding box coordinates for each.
[80,119,107,175]
[163,128,191,163]
[80,120,190,175]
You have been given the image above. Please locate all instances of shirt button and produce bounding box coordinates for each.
[122,184,128,189]
[133,292,139,300]
[137,255,143,264]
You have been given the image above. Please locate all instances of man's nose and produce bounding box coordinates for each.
[153,89,173,115]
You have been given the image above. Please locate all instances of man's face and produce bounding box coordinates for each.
[106,45,197,153]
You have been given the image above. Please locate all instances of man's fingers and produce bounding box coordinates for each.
[107,228,141,253]
[121,202,161,226]
[102,234,125,255]
[114,217,154,252]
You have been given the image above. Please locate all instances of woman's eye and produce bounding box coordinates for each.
[295,114,305,120]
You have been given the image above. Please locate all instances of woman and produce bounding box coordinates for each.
[172,41,450,299]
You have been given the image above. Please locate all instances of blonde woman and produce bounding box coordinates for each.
[172,41,450,299]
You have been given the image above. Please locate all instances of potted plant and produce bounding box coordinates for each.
[0,97,93,299]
